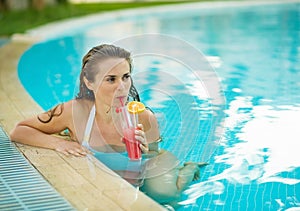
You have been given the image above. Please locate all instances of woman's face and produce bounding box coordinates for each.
[86,58,131,108]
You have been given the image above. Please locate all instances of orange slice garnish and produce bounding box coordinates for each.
[127,101,145,114]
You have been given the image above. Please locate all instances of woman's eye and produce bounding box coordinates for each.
[106,77,116,83]
[122,74,131,81]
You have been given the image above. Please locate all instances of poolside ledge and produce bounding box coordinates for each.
[0,39,165,210]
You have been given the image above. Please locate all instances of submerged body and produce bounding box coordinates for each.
[142,150,208,204]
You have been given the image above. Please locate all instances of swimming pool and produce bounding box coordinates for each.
[18,1,300,210]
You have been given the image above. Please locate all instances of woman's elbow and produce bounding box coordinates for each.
[9,122,26,142]
[9,124,20,141]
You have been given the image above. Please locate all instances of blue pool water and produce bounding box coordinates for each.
[18,1,300,210]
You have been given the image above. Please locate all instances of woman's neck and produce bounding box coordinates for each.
[94,103,113,124]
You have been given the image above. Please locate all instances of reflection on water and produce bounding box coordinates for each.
[180,98,300,210]
[236,103,300,185]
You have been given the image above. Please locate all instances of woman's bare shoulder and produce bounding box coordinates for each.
[139,108,160,142]
[67,99,93,114]
[67,99,94,140]
[139,108,158,124]
[65,99,94,127]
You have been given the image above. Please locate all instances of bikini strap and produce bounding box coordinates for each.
[82,105,96,147]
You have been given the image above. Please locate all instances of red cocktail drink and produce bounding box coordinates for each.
[115,99,145,160]
[123,127,141,160]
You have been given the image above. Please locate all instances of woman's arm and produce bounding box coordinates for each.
[137,109,161,153]
[10,100,87,156]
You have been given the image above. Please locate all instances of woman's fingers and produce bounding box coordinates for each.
[135,124,148,153]
[140,143,149,153]
[135,129,147,144]
[136,123,144,131]
[79,146,90,154]
[56,148,70,156]
[55,141,89,157]
[73,147,88,156]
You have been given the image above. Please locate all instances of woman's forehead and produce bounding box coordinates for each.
[100,58,130,76]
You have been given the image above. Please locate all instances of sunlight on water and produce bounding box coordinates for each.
[237,104,300,185]
[180,99,300,207]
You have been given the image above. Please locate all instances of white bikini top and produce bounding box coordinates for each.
[82,105,96,148]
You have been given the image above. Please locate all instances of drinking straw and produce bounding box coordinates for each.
[118,97,131,128]
[118,96,125,107]
[132,104,138,127]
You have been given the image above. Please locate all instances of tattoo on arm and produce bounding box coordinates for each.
[37,103,64,123]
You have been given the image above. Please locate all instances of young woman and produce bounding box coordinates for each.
[10,44,206,206]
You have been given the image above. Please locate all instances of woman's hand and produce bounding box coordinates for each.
[54,140,89,157]
[135,123,149,153]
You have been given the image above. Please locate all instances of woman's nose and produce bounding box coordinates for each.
[117,79,125,90]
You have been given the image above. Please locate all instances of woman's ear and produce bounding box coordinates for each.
[83,76,94,91]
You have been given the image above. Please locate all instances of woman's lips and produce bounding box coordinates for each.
[115,96,127,106]
[116,96,126,100]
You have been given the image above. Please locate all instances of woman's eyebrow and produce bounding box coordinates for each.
[105,72,130,77]
[105,75,116,77]
[104,72,130,78]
